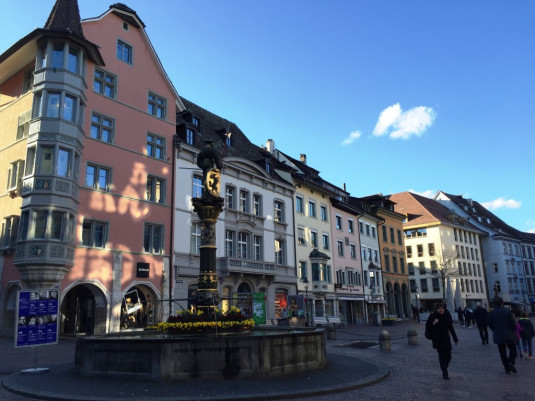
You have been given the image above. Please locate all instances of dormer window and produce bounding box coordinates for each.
[265,161,272,174]
[192,116,199,127]
[123,22,129,31]
[186,128,195,145]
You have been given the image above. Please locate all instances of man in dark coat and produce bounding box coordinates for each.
[487,297,518,374]
[426,303,459,380]
[473,302,489,344]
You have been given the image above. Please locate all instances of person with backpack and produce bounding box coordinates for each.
[518,311,535,359]
[426,303,459,380]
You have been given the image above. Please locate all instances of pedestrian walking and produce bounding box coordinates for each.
[514,316,523,359]
[464,306,473,328]
[426,303,459,380]
[518,311,535,359]
[473,302,489,344]
[487,297,518,374]
[456,307,464,327]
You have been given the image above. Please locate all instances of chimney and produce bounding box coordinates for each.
[265,139,275,153]
[300,154,307,165]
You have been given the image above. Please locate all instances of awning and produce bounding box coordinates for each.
[337,297,364,301]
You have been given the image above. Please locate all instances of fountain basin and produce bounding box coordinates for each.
[75,327,326,381]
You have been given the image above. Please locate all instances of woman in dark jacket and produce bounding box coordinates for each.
[426,303,459,380]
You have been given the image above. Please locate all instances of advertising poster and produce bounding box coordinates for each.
[15,289,59,348]
[288,295,305,318]
[252,292,266,325]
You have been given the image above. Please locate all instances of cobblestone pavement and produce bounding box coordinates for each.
[294,318,535,401]
[1,319,534,401]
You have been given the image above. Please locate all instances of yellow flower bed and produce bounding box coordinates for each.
[149,318,255,334]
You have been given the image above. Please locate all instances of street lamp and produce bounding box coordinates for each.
[301,277,309,327]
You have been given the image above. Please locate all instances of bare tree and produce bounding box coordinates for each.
[429,249,460,304]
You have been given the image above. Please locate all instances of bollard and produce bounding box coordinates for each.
[379,330,391,351]
[407,329,418,345]
[326,324,336,340]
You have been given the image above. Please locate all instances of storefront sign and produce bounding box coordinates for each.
[15,289,59,348]
[137,262,150,278]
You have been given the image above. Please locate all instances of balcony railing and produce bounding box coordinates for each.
[219,257,275,275]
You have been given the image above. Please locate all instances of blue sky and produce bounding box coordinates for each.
[2,1,534,232]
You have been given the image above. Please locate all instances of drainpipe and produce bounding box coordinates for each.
[169,134,180,318]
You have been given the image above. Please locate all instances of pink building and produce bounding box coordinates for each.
[0,0,184,335]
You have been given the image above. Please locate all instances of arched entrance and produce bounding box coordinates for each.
[120,284,158,329]
[62,283,106,335]
[235,282,253,319]
[0,282,21,336]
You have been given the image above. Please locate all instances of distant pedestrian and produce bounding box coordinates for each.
[518,312,535,359]
[514,314,524,358]
[487,297,518,374]
[456,307,464,327]
[464,306,473,328]
[426,303,459,380]
[473,302,489,344]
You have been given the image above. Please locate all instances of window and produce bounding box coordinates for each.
[336,215,342,230]
[350,244,356,259]
[82,219,108,248]
[17,110,31,140]
[146,175,165,203]
[312,263,320,281]
[67,47,79,73]
[420,278,428,293]
[148,92,166,119]
[297,228,306,246]
[240,190,250,214]
[253,194,262,217]
[320,206,328,221]
[400,257,405,273]
[192,116,199,126]
[430,260,438,273]
[186,128,195,145]
[91,113,114,143]
[39,146,54,174]
[359,222,364,234]
[382,226,387,242]
[365,224,370,236]
[225,230,235,257]
[311,231,318,248]
[337,240,344,257]
[144,223,163,253]
[275,239,285,265]
[63,94,76,121]
[86,164,110,191]
[371,226,376,238]
[308,201,316,218]
[192,175,203,198]
[368,248,372,261]
[374,249,379,262]
[419,262,426,274]
[7,160,24,191]
[274,201,284,222]
[1,216,19,249]
[408,263,415,275]
[384,254,390,271]
[348,219,354,234]
[299,261,307,280]
[390,227,395,244]
[238,232,248,259]
[46,92,61,117]
[51,43,64,69]
[397,230,403,245]
[117,39,133,64]
[428,243,435,256]
[191,222,201,254]
[93,68,116,98]
[253,236,262,261]
[406,245,412,258]
[323,234,330,250]
[146,134,165,159]
[417,244,423,257]
[225,186,235,209]
[361,246,366,260]
[57,148,72,177]
[22,69,33,93]
[432,278,440,292]
[296,196,304,213]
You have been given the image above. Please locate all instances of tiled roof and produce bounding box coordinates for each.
[389,191,483,233]
[44,0,84,38]
[440,192,535,242]
[177,97,292,181]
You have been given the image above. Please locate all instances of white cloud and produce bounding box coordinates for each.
[373,103,436,140]
[481,197,522,210]
[408,189,435,198]
[341,130,362,146]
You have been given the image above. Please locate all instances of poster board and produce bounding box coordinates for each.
[15,289,59,348]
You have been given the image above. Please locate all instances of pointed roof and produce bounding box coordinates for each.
[44,0,84,38]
